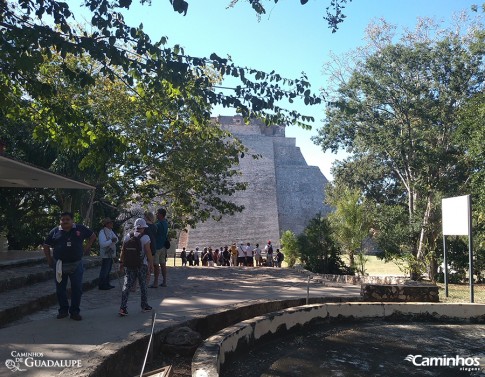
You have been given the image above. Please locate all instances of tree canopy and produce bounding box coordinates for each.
[223,0,352,32]
[0,0,340,248]
[0,47,253,247]
[1,0,326,132]
[314,16,485,279]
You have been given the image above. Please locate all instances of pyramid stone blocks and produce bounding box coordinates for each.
[181,116,330,250]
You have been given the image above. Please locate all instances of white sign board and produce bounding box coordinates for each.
[442,195,470,236]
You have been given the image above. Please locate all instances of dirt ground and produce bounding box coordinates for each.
[144,354,192,377]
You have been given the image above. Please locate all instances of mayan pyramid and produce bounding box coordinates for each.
[178,115,330,250]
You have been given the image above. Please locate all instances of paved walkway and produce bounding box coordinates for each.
[0,265,360,376]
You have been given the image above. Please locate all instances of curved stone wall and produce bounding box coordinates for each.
[82,297,360,377]
[192,302,485,377]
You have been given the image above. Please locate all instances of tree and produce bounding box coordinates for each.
[0,47,252,249]
[456,91,485,283]
[326,185,371,271]
[314,17,485,279]
[1,0,331,249]
[0,119,64,249]
[297,214,348,274]
[224,0,352,32]
[280,230,298,267]
[1,0,323,135]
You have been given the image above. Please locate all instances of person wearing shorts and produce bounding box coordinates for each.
[151,208,169,287]
[237,242,246,266]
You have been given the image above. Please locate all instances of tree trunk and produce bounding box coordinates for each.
[81,190,95,228]
[428,253,438,282]
[417,195,433,261]
[348,251,355,268]
[62,194,72,212]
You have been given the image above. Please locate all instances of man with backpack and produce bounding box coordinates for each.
[118,218,154,316]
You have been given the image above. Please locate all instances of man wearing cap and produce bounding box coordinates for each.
[118,218,154,316]
[43,212,96,321]
[98,217,118,290]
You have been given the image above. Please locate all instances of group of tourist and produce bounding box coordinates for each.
[179,241,284,268]
[42,211,285,321]
[43,209,169,320]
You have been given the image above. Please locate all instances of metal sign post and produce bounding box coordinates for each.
[442,236,448,297]
[442,195,474,303]
[468,196,474,303]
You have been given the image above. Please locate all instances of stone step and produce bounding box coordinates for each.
[0,256,102,293]
[0,258,116,328]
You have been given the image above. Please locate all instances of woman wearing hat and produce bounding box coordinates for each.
[98,218,118,290]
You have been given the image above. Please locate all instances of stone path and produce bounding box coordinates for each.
[0,262,360,377]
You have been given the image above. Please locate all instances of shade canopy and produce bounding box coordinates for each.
[0,155,94,189]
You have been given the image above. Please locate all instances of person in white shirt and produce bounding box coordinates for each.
[118,218,154,316]
[194,247,200,266]
[245,242,254,267]
[98,218,118,290]
[237,242,246,266]
[253,243,262,267]
[264,240,274,267]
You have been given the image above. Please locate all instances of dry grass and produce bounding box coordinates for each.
[345,255,485,303]
[342,255,404,276]
[436,282,485,304]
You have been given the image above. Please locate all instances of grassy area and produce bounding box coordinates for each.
[437,283,485,304]
[343,255,485,303]
[167,254,403,274]
[342,255,404,276]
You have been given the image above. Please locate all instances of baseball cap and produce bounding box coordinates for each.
[134,218,148,229]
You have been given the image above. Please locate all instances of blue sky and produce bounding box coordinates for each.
[75,0,479,179]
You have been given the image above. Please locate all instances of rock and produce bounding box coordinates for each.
[165,326,201,346]
[162,326,202,356]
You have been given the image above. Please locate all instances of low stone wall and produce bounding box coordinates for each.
[192,302,485,377]
[361,283,439,302]
[319,274,408,285]
[292,265,408,285]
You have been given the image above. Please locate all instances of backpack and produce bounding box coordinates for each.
[267,245,273,254]
[122,233,143,268]
[164,238,171,249]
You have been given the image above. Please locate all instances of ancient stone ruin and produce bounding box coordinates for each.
[179,115,331,250]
